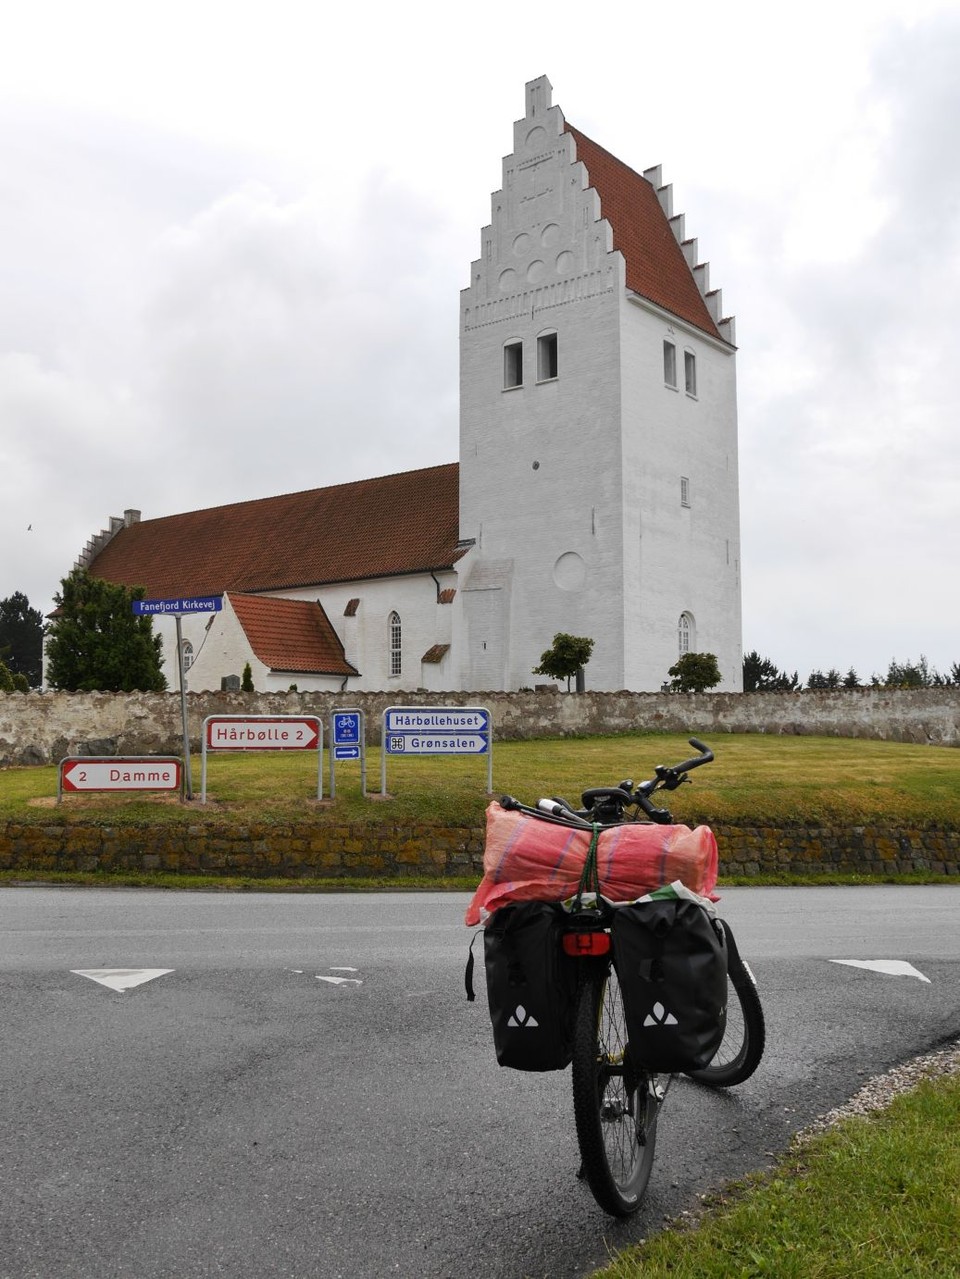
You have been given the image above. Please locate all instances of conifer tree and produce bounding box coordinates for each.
[45,569,166,692]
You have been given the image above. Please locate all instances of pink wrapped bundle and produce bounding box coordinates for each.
[464,801,718,925]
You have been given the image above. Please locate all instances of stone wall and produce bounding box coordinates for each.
[2,686,959,766]
[1,818,956,879]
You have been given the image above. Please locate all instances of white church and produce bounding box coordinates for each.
[77,77,742,695]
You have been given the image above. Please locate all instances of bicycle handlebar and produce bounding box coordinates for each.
[503,737,715,828]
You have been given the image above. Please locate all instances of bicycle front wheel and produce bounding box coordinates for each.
[686,925,765,1088]
[571,964,661,1216]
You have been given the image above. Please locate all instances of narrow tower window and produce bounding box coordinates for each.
[537,332,558,381]
[503,341,523,389]
[663,340,677,388]
[388,611,402,677]
[684,349,697,397]
[678,612,695,656]
[680,476,691,508]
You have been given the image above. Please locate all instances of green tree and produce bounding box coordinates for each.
[843,667,861,689]
[0,591,44,687]
[879,656,937,689]
[241,662,255,692]
[807,668,841,690]
[0,656,15,692]
[743,650,799,692]
[532,633,595,691]
[45,569,166,692]
[667,651,722,693]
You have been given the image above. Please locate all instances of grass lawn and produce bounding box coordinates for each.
[594,1071,960,1279]
[2,732,960,829]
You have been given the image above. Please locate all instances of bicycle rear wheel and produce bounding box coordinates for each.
[572,963,662,1216]
[686,924,765,1088]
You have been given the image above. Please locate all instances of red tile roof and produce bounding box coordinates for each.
[565,125,724,342]
[229,593,358,676]
[421,643,450,664]
[85,463,464,598]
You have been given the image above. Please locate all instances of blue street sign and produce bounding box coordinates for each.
[132,596,223,616]
[334,745,361,760]
[333,712,361,745]
[385,732,488,755]
[384,708,490,734]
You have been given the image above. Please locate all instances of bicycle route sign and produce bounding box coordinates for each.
[332,711,362,760]
[380,706,493,794]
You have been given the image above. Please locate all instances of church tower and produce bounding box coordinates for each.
[458,76,742,692]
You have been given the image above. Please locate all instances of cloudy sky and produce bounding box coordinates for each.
[2,0,958,684]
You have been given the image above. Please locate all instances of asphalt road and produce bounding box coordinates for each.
[1,885,958,1279]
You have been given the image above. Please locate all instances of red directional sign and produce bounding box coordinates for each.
[205,717,320,751]
[61,758,182,792]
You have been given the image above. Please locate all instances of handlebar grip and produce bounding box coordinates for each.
[671,738,714,774]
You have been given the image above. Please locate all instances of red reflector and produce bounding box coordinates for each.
[562,931,611,957]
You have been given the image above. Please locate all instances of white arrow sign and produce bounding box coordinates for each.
[72,968,174,992]
[830,959,931,983]
[62,760,181,791]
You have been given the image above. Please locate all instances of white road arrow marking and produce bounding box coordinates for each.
[316,976,363,986]
[831,959,931,983]
[72,968,174,992]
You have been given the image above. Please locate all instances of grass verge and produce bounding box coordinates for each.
[595,1073,960,1279]
[3,733,960,829]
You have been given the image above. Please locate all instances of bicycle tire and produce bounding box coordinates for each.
[571,963,662,1216]
[686,924,765,1088]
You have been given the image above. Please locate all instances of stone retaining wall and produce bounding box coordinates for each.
[2,686,960,766]
[2,820,957,879]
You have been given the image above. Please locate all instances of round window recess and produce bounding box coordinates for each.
[498,268,517,292]
[526,259,545,284]
[553,551,586,592]
[532,460,540,470]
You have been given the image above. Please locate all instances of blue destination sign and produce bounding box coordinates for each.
[133,596,223,616]
[386,733,488,755]
[384,708,489,733]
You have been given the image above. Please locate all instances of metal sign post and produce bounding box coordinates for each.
[132,595,223,802]
[380,706,493,795]
[329,709,366,798]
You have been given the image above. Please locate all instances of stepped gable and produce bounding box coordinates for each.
[564,123,727,343]
[84,463,464,599]
[228,593,357,676]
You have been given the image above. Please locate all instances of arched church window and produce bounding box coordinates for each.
[181,640,194,671]
[678,612,695,656]
[389,611,402,677]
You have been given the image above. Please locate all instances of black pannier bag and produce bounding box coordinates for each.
[611,898,728,1073]
[482,901,579,1072]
